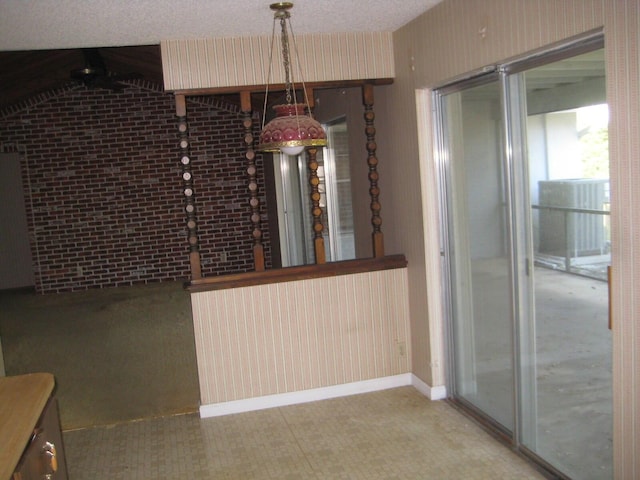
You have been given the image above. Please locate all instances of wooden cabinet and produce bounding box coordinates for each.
[0,373,68,480]
[12,397,68,480]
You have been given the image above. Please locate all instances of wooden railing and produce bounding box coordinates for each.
[187,254,407,292]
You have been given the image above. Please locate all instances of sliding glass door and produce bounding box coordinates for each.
[436,39,611,479]
[439,76,515,432]
[518,48,612,479]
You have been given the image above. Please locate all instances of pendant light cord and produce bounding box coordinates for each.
[288,15,314,118]
[261,16,278,131]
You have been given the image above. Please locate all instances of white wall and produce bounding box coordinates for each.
[545,112,581,179]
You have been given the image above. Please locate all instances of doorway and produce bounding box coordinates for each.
[0,153,35,290]
[435,38,611,479]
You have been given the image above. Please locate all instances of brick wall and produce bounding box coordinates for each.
[0,82,271,293]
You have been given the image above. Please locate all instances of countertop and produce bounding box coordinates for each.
[0,373,55,480]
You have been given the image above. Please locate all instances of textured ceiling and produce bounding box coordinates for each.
[0,0,442,111]
[0,0,442,51]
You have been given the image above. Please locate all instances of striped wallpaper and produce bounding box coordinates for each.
[160,0,637,472]
[190,268,411,405]
[161,31,394,91]
[603,2,639,477]
[383,0,637,475]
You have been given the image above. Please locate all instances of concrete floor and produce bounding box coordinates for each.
[459,264,612,480]
[532,267,612,479]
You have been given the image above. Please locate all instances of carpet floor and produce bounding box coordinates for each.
[0,281,200,430]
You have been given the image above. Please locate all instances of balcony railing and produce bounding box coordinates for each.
[532,204,610,280]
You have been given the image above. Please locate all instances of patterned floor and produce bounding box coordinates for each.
[63,387,549,479]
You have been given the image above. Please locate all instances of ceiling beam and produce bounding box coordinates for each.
[171,78,394,98]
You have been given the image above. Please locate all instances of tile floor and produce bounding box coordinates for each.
[63,387,550,479]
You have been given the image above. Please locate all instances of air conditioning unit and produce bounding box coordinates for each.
[538,179,608,257]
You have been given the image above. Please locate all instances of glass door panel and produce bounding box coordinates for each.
[520,49,612,480]
[441,78,514,432]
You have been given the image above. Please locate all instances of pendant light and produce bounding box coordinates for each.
[257,2,327,155]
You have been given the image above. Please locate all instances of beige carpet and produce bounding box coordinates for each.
[0,281,200,430]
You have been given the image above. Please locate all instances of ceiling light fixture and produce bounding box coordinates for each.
[257,2,327,156]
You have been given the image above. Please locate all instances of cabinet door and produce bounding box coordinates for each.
[13,398,68,480]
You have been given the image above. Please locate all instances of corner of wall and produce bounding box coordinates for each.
[411,373,447,400]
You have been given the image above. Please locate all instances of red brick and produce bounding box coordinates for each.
[0,84,272,293]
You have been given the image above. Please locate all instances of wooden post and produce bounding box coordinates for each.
[241,90,265,272]
[306,146,326,264]
[176,94,202,280]
[362,83,385,258]
[304,89,326,264]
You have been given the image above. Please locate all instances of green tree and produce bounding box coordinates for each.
[580,127,609,178]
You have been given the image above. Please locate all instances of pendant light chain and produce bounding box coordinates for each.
[278,12,294,105]
[278,10,301,135]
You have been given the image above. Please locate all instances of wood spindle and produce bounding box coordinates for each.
[303,89,327,264]
[175,94,202,280]
[306,147,326,264]
[241,91,265,272]
[362,83,385,258]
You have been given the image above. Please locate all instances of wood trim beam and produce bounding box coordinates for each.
[172,78,393,98]
[186,254,407,292]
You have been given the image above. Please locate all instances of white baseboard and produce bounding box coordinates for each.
[200,373,413,418]
[199,373,449,418]
[411,374,447,400]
